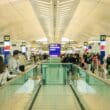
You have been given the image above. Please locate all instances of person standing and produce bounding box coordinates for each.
[18,51,27,72]
[8,50,22,74]
[0,56,16,86]
[106,54,110,74]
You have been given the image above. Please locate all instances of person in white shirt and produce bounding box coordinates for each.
[0,56,16,86]
[8,50,22,74]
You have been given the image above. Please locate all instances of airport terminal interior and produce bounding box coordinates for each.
[0,0,110,110]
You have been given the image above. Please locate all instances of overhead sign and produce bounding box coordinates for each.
[84,42,88,46]
[100,35,106,41]
[49,44,61,57]
[22,42,26,46]
[100,35,106,64]
[4,35,10,41]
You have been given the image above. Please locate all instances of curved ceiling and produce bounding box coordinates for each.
[64,0,110,42]
[0,0,110,45]
[0,0,45,42]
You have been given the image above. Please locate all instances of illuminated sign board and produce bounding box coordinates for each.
[49,44,61,57]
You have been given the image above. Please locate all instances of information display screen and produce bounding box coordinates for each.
[49,44,61,57]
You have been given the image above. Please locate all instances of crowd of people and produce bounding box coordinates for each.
[61,52,110,79]
[0,50,27,86]
[0,50,49,86]
[30,53,48,64]
[0,50,110,86]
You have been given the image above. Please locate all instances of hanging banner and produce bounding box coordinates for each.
[4,35,11,51]
[100,35,106,51]
[4,35,11,64]
[100,35,106,64]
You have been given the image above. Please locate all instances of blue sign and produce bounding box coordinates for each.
[49,44,61,57]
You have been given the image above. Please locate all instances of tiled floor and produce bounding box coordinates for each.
[32,85,81,110]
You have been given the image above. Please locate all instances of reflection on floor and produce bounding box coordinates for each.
[75,80,96,94]
[16,79,40,94]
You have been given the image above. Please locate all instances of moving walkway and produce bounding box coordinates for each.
[30,85,81,110]
[28,63,84,110]
[0,60,110,110]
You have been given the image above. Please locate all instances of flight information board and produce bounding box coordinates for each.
[49,44,61,57]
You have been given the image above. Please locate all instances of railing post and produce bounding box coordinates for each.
[42,64,47,85]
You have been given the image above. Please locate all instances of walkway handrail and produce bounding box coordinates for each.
[0,64,37,89]
[74,64,110,85]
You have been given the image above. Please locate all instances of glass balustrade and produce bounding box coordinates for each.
[71,65,110,110]
[0,65,41,110]
[41,62,110,109]
[1,61,110,110]
[41,63,72,85]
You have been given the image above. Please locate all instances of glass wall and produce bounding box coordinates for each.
[41,63,71,85]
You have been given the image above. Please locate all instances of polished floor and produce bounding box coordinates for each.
[32,85,81,110]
